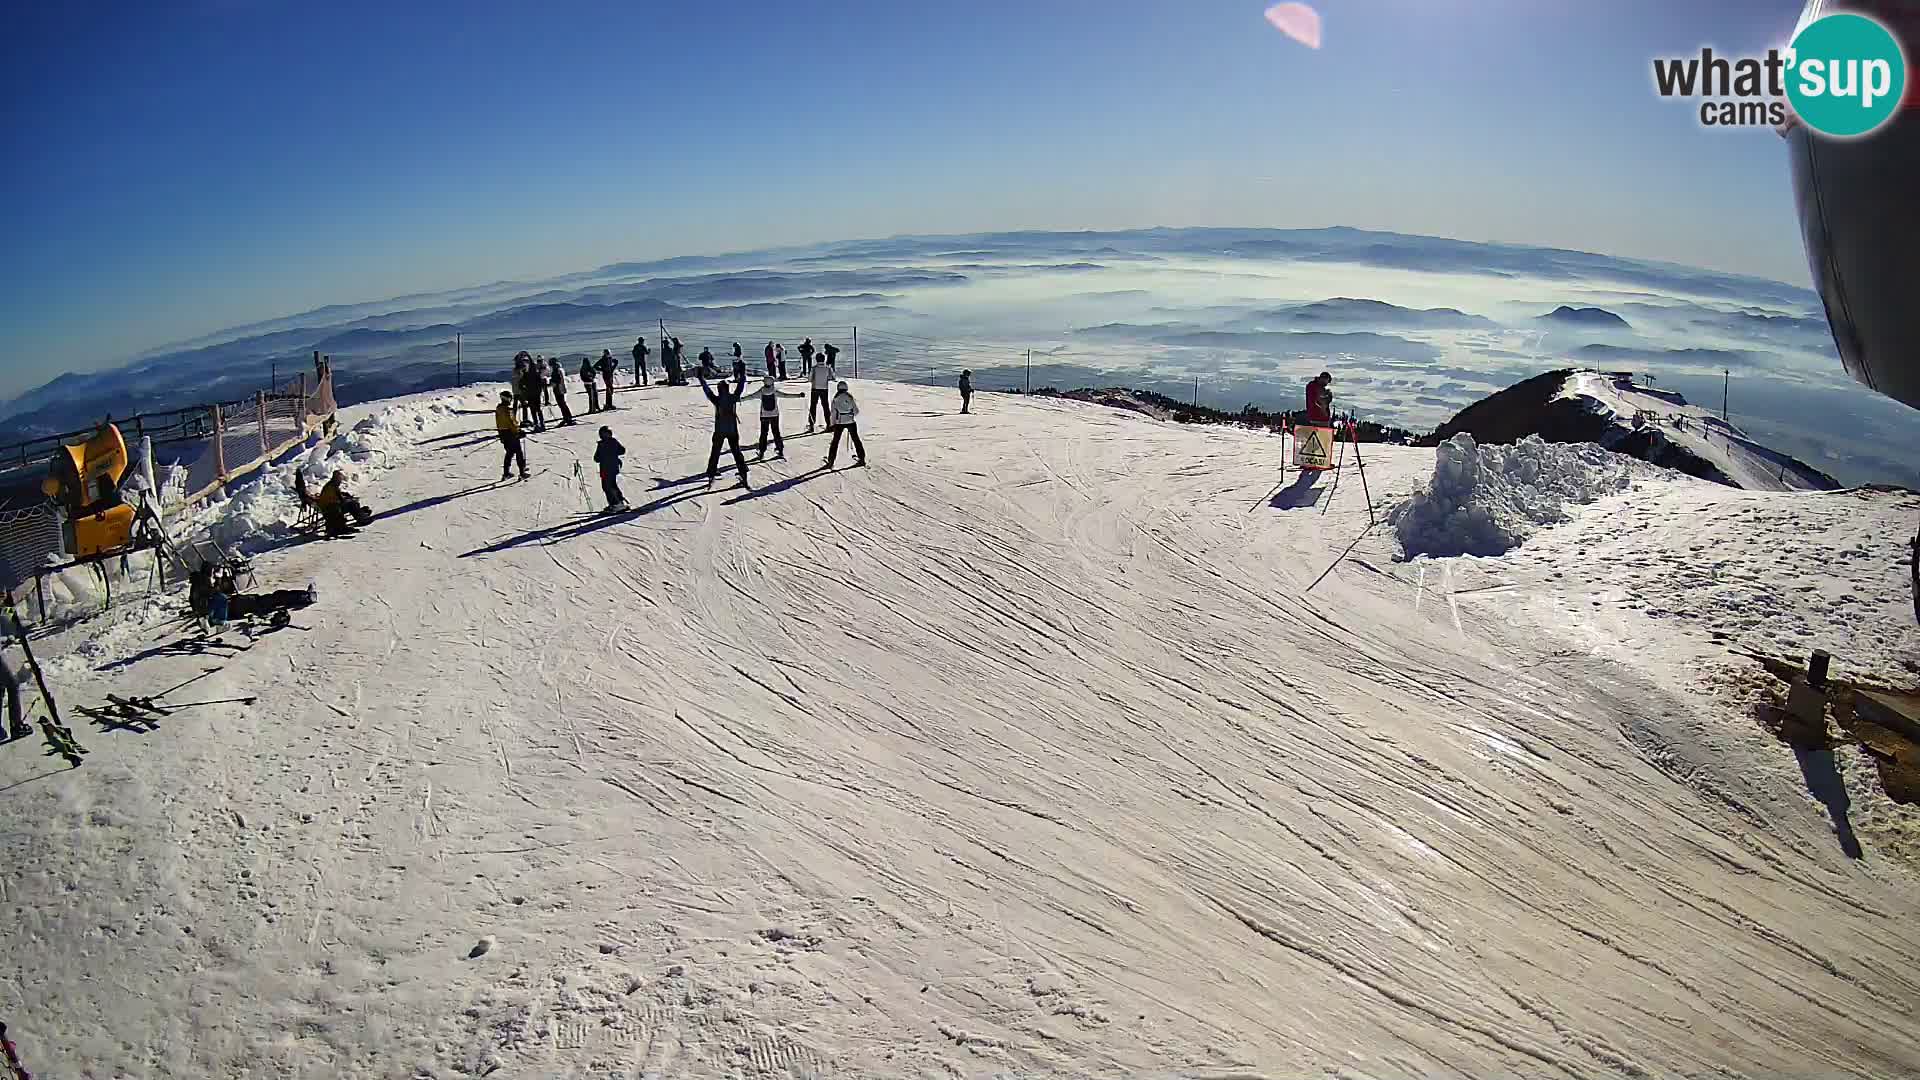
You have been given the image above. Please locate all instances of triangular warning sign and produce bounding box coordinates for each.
[1300,429,1327,458]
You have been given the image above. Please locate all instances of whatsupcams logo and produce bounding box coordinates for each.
[1653,11,1908,137]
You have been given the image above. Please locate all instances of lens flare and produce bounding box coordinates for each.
[1264,2,1322,49]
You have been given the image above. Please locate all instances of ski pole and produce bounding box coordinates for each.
[1349,421,1374,526]
[155,667,219,702]
[152,696,258,711]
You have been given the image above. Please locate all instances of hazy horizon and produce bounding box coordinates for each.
[5,226,1912,491]
[2,0,1820,382]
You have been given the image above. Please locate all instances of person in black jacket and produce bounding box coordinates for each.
[594,426,628,510]
[632,337,650,386]
[547,357,576,425]
[597,349,618,403]
[960,369,973,414]
[580,357,600,412]
[698,368,752,487]
[523,361,548,432]
[823,341,840,369]
[731,343,746,384]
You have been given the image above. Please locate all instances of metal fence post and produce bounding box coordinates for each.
[140,434,162,530]
[256,391,269,463]
[211,405,227,481]
[852,326,858,379]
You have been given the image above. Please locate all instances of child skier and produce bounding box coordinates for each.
[825,381,866,468]
[594,426,628,511]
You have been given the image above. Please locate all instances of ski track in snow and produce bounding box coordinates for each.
[1,381,1918,1079]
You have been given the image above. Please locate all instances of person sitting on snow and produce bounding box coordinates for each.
[314,470,372,535]
[190,560,315,626]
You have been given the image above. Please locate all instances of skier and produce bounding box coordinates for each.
[523,360,548,432]
[598,349,618,404]
[799,337,815,374]
[776,342,787,380]
[823,341,840,370]
[594,426,628,511]
[960,369,973,414]
[548,357,576,425]
[697,346,717,379]
[698,367,752,487]
[496,390,530,481]
[1306,371,1334,425]
[824,381,867,468]
[513,354,534,427]
[580,357,600,412]
[806,354,836,433]
[633,336,651,386]
[752,375,806,460]
[664,337,684,385]
[731,344,746,384]
[764,340,776,378]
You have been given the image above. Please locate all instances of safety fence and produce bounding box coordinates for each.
[0,369,336,594]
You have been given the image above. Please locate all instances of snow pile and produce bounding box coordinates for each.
[27,388,488,662]
[1391,433,1642,557]
[183,390,484,553]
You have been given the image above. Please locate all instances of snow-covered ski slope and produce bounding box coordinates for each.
[1555,371,1834,492]
[3,380,1918,1079]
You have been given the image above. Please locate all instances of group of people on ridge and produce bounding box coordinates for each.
[510,350,625,431]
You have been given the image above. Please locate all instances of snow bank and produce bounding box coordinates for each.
[1390,433,1642,557]
[30,388,490,662]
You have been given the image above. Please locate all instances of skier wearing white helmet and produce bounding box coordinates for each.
[824,381,866,468]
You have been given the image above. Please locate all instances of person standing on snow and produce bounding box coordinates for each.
[731,344,746,384]
[581,357,601,412]
[698,367,752,487]
[823,341,840,370]
[752,375,806,460]
[806,355,836,433]
[548,357,577,425]
[959,369,973,414]
[597,349,618,404]
[824,381,867,468]
[633,337,650,387]
[512,354,534,427]
[776,342,787,380]
[496,391,530,481]
[1306,371,1334,425]
[799,337,815,375]
[594,426,628,511]
[523,360,548,432]
[663,337,684,385]
[764,341,776,378]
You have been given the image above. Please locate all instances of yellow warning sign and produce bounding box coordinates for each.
[1294,425,1335,470]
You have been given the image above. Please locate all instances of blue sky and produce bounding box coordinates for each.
[1,0,1814,394]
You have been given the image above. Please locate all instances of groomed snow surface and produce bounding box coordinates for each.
[2,379,1918,1079]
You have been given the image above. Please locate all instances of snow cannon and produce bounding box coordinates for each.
[1293,423,1336,471]
[40,421,135,557]
[1784,0,1920,410]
